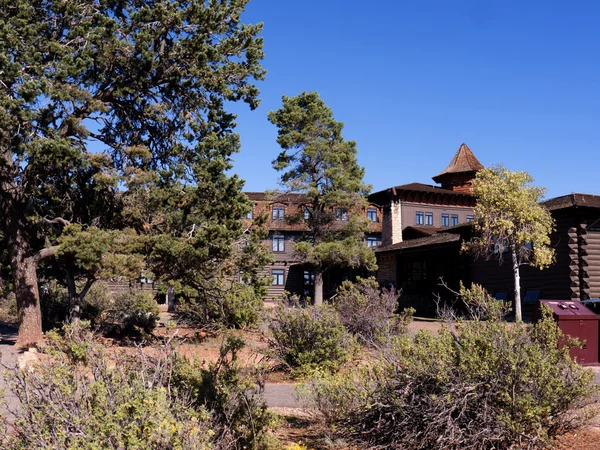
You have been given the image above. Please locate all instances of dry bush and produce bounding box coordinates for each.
[333,277,413,346]
[0,323,275,450]
[302,307,596,449]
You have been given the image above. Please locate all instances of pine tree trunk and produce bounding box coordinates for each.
[314,271,324,306]
[12,253,43,347]
[167,285,176,312]
[511,244,522,323]
[6,211,52,347]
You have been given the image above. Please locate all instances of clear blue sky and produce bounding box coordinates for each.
[229,0,600,200]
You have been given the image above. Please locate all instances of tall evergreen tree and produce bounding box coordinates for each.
[268,92,377,306]
[0,0,264,346]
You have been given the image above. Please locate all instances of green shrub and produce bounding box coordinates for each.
[173,334,275,449]
[2,324,212,449]
[267,303,355,375]
[221,284,265,329]
[1,324,275,450]
[459,281,511,321]
[303,306,596,449]
[80,281,113,327]
[39,280,69,327]
[333,277,413,346]
[101,290,160,336]
[177,283,264,330]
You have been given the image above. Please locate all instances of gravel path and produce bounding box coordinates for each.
[0,325,20,419]
[263,383,299,408]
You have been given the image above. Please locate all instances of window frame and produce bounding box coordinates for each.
[450,214,459,226]
[335,207,349,221]
[425,212,433,226]
[415,211,424,225]
[441,213,449,227]
[272,205,285,220]
[466,215,474,223]
[367,207,377,222]
[245,207,253,220]
[366,236,379,247]
[271,269,285,286]
[303,206,311,220]
[272,234,285,252]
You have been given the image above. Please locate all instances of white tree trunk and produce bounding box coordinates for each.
[511,244,522,323]
[314,271,324,307]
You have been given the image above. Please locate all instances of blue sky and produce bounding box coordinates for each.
[229,0,600,200]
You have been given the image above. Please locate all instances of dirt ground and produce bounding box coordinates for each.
[556,427,600,450]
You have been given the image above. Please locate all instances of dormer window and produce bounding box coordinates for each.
[272,205,285,220]
[335,208,348,221]
[367,208,377,222]
[304,206,311,220]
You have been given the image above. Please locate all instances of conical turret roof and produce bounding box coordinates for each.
[432,143,483,183]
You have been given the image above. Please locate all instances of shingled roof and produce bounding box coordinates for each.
[432,143,484,183]
[542,193,600,211]
[244,192,308,203]
[374,232,461,253]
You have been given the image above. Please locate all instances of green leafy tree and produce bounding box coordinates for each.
[0,0,264,345]
[462,165,555,322]
[268,92,376,306]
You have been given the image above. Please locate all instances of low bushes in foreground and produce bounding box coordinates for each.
[333,277,413,346]
[267,301,356,375]
[177,283,265,330]
[0,323,274,450]
[300,307,596,450]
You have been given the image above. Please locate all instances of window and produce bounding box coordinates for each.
[425,212,433,226]
[523,288,541,303]
[450,214,459,226]
[272,269,285,286]
[466,215,474,222]
[366,236,379,247]
[441,213,449,227]
[272,235,285,252]
[245,207,253,220]
[336,207,348,221]
[303,270,314,297]
[304,206,311,220]
[367,208,377,222]
[494,291,509,301]
[272,205,285,220]
[415,211,424,225]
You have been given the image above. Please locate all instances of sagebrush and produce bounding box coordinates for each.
[333,277,412,346]
[301,306,596,449]
[0,323,275,450]
[267,302,355,375]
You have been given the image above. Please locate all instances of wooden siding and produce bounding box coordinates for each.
[470,209,575,305]
[262,262,305,301]
[582,226,600,299]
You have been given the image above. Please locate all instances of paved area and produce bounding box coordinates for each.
[0,325,20,419]
[264,383,299,408]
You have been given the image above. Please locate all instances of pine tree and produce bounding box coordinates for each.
[268,92,377,306]
[0,0,264,346]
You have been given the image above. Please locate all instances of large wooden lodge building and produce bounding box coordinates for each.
[247,143,600,317]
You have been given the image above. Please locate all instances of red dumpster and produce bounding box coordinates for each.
[538,300,599,366]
